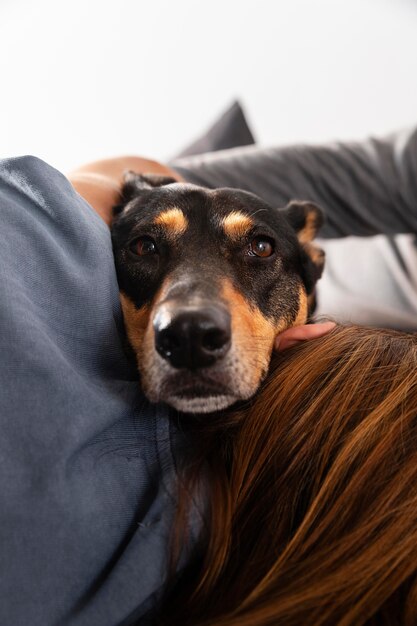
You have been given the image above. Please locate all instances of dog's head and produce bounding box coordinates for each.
[111,173,325,413]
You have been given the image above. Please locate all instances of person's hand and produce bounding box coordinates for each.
[274,321,336,351]
[68,156,182,226]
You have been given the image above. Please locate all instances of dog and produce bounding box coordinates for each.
[111,173,325,414]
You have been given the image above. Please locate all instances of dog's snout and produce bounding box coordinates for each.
[154,306,231,369]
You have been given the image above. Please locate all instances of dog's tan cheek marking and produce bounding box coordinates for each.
[119,277,174,378]
[221,279,278,389]
[221,211,253,240]
[119,293,151,358]
[154,208,187,238]
[293,285,308,327]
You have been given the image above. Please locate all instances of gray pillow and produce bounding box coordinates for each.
[174,100,255,159]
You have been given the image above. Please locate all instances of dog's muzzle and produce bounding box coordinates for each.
[153,304,231,370]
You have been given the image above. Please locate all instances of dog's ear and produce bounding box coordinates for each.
[281,200,325,310]
[122,171,178,201]
[113,171,178,217]
[281,200,324,244]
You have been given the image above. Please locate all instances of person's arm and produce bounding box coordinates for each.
[170,127,417,238]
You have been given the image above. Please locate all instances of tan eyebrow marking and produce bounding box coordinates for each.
[221,211,254,239]
[153,208,188,237]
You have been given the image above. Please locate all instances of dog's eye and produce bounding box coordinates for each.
[131,237,158,256]
[247,237,274,258]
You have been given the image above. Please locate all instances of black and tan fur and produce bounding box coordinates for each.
[111,173,325,414]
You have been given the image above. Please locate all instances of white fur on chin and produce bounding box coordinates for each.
[166,394,237,414]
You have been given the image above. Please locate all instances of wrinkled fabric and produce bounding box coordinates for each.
[0,156,197,626]
[315,233,417,329]
[172,127,417,238]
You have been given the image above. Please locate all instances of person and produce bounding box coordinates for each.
[0,123,416,625]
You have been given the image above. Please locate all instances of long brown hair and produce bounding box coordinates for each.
[161,325,417,626]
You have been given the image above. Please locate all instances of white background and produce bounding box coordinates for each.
[1,0,417,173]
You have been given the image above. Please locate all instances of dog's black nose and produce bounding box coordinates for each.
[154,306,231,369]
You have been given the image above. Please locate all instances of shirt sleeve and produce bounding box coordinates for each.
[170,126,417,239]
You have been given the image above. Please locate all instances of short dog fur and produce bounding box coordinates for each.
[111,173,325,414]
